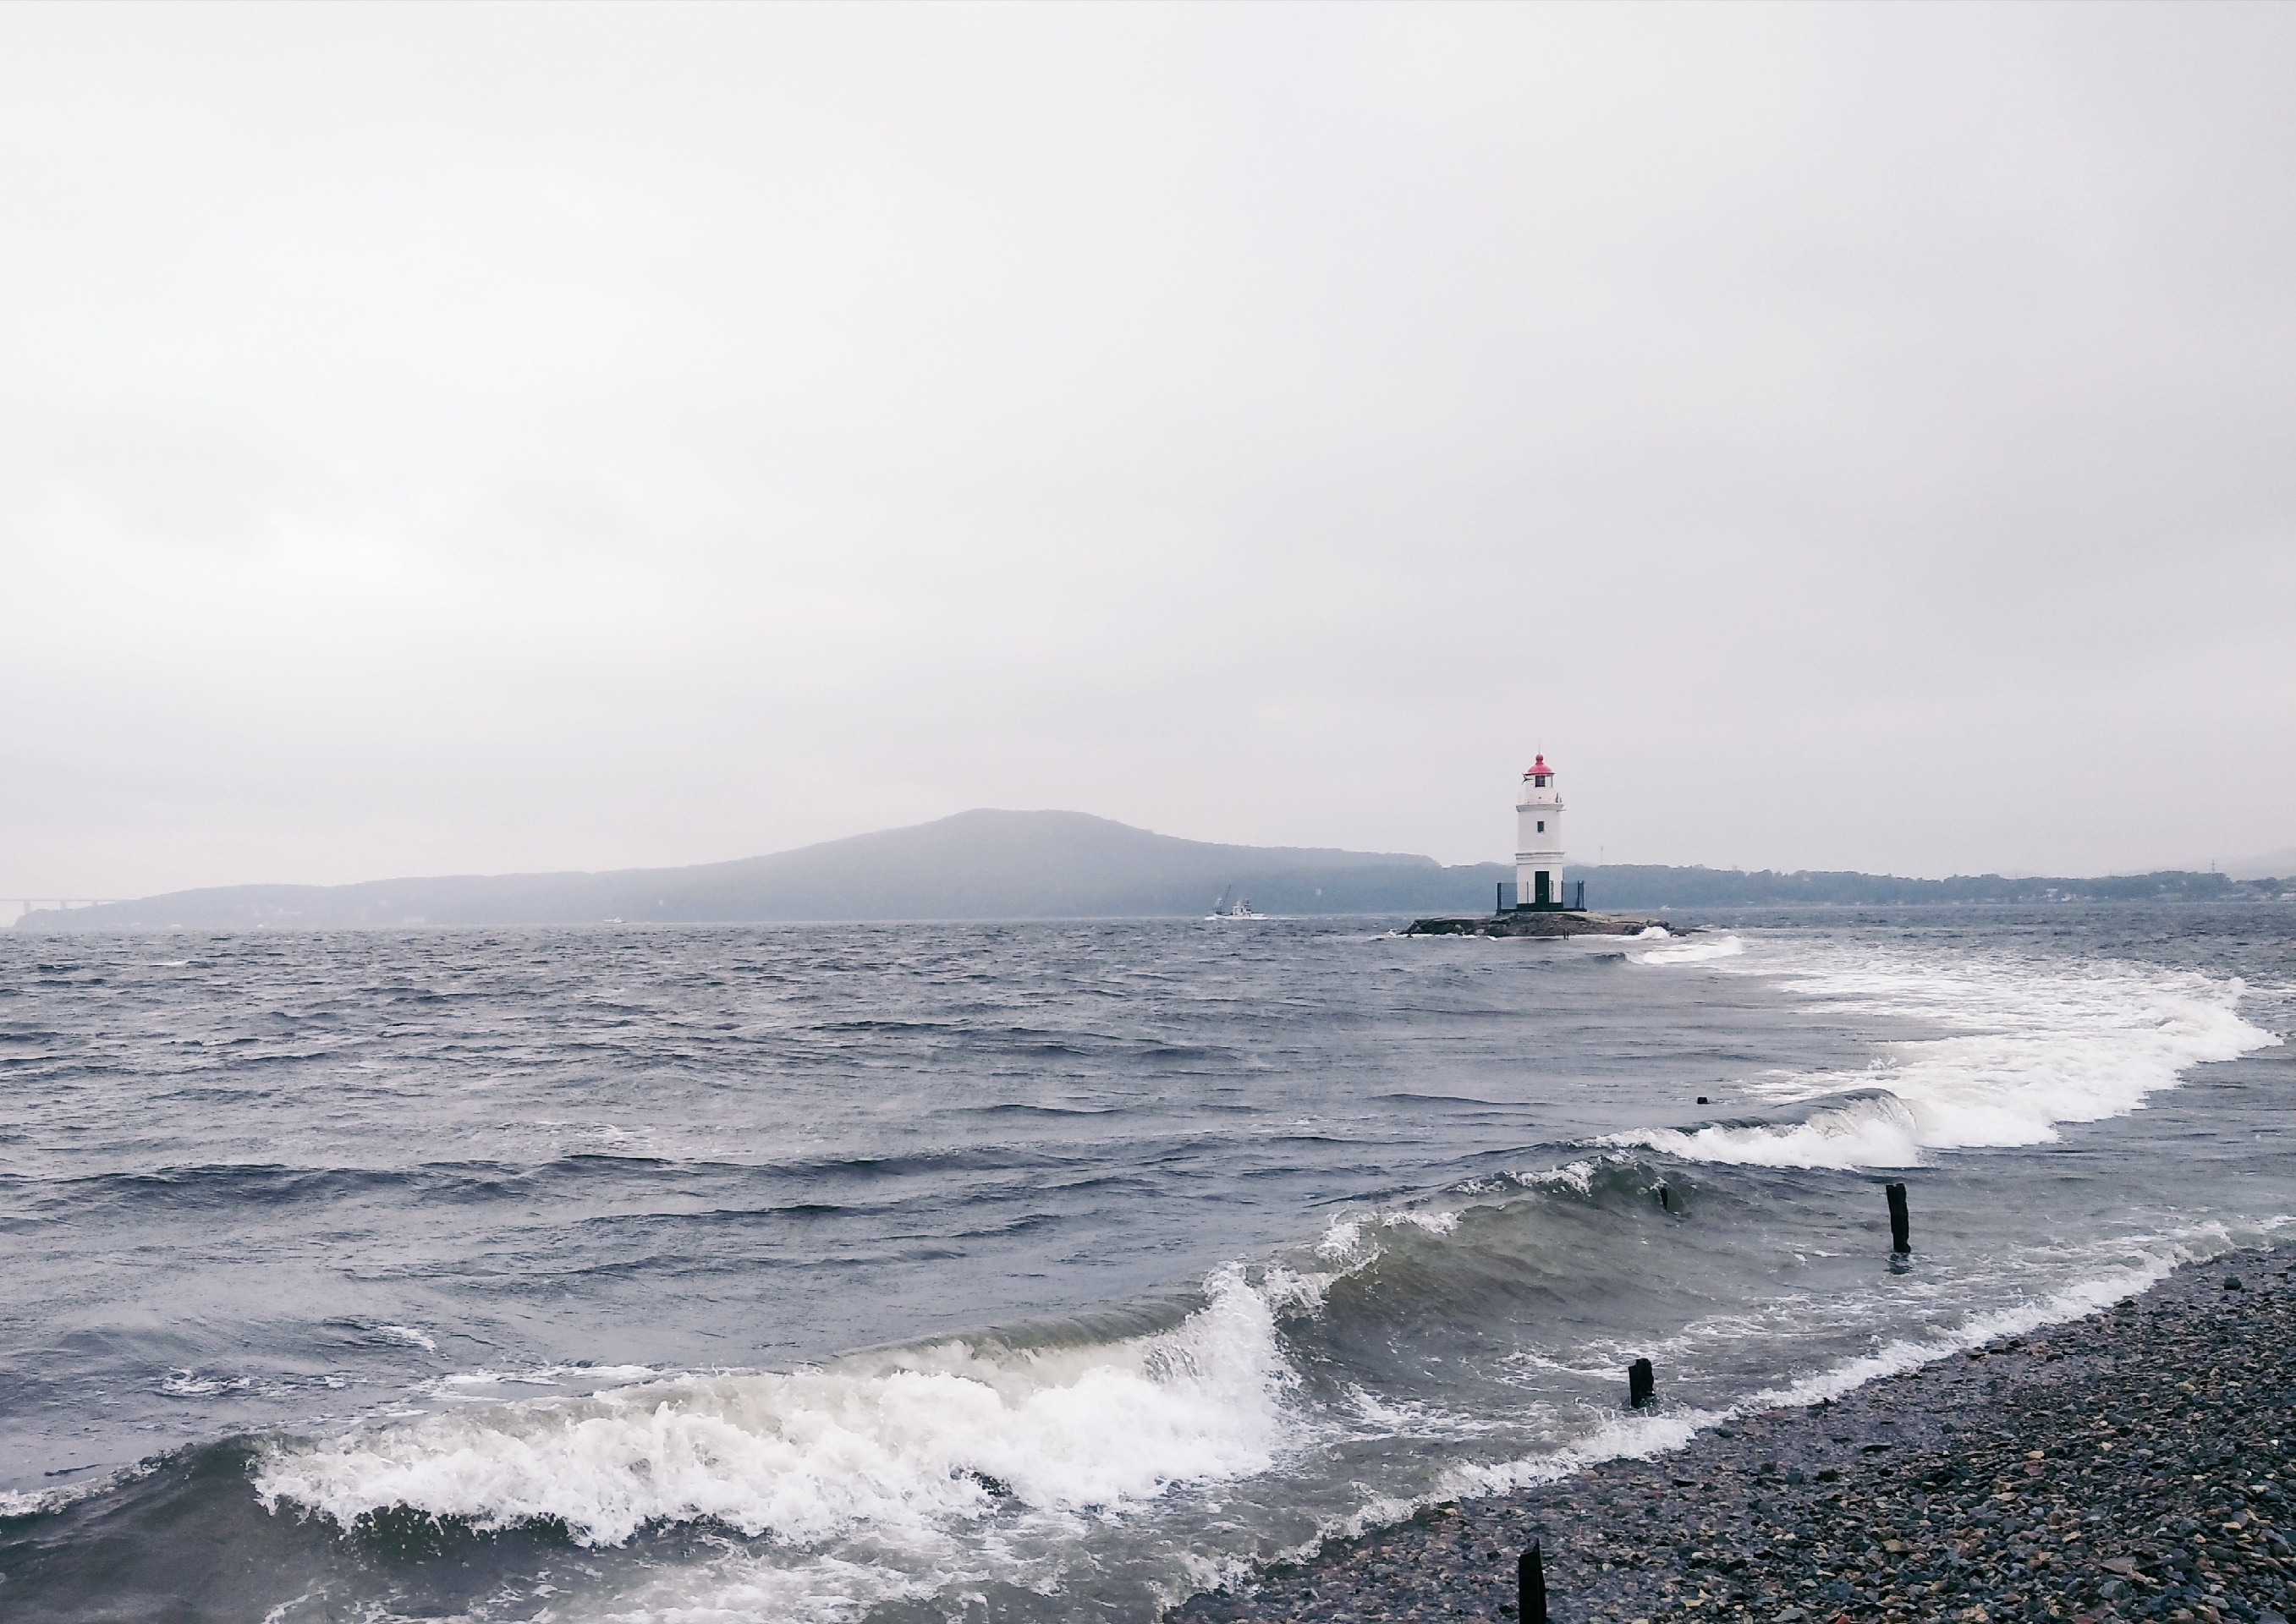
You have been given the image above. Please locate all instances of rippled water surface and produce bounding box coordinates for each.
[2,908,2290,1621]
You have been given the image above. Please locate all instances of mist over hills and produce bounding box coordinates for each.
[2223,845,2296,881]
[13,811,1493,930]
[11,809,2288,930]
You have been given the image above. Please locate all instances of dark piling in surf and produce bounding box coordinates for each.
[1887,1180,1911,1254]
[1628,1358,1655,1410]
[1519,1540,1548,1623]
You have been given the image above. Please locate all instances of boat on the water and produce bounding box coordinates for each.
[1206,890,1264,920]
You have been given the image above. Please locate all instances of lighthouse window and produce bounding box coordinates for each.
[1536,820,1545,832]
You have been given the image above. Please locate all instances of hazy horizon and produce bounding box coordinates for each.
[8,803,2289,925]
[5,4,2292,903]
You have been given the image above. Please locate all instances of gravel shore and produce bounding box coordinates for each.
[1173,1246,2296,1624]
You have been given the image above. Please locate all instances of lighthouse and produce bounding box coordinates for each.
[1514,753,1567,909]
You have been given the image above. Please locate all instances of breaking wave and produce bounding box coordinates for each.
[1607,1089,1925,1169]
[255,1266,1306,1550]
[14,915,2287,1624]
[1629,933,1745,964]
[1616,938,2277,1167]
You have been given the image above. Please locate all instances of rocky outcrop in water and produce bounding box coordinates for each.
[1403,912,1672,938]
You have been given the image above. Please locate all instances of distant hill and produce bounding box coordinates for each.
[13,810,2288,931]
[1575,864,2282,908]
[10,810,1513,930]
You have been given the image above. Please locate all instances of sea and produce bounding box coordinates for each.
[2,905,2290,1621]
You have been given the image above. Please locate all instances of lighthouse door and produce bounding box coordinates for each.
[1534,871,1551,907]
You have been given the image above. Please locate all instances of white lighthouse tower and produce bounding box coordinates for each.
[1514,753,1567,909]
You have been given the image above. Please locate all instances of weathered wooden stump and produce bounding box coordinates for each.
[1518,1540,1548,1624]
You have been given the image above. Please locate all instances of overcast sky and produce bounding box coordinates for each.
[3,2,2292,906]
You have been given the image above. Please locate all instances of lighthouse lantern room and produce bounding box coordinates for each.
[1514,753,1568,909]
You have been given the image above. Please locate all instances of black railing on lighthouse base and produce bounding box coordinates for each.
[1496,880,1586,914]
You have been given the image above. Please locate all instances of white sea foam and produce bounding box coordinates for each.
[1314,1205,1459,1261]
[256,1265,1299,1551]
[1629,933,1744,964]
[0,1461,157,1521]
[1382,1209,1459,1236]
[1388,1242,2227,1536]
[1340,1222,2261,1550]
[1612,939,2277,1168]
[1607,1091,1926,1170]
[1529,1159,1601,1195]
[431,1362,656,1397]
[582,1226,2295,1623]
[1752,1257,2186,1410]
[160,1369,252,1397]
[1439,1402,1729,1503]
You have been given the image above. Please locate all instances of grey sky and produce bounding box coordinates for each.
[4,2,2292,903]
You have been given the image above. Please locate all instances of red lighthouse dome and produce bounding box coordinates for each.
[1514,750,1568,909]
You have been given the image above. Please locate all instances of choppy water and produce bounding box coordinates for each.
[2,907,2290,1621]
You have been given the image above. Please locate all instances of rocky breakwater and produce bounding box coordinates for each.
[1172,1247,2296,1624]
[1403,912,1673,938]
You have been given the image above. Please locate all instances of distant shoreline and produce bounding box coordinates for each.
[10,808,2289,930]
[11,892,2293,934]
[1403,910,1673,937]
[12,894,2296,935]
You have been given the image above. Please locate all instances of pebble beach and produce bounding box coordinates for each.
[1173,1245,2296,1624]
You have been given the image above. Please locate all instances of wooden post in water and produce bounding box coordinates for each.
[1629,1358,1654,1409]
[1519,1541,1549,1624]
[1886,1182,1910,1254]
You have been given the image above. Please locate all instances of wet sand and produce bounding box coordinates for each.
[1173,1245,2296,1623]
